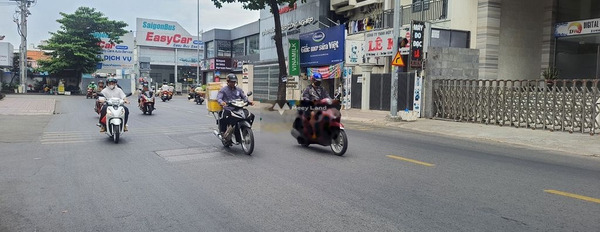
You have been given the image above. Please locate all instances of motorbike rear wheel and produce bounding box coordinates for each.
[241,127,254,155]
[112,124,120,144]
[330,129,347,156]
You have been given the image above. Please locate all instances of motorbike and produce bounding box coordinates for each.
[291,98,348,156]
[139,92,155,115]
[98,93,132,144]
[86,88,94,99]
[161,90,171,102]
[188,92,204,105]
[194,93,204,105]
[212,92,255,155]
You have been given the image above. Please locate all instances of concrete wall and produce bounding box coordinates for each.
[423,47,479,118]
[231,21,259,40]
[498,0,545,80]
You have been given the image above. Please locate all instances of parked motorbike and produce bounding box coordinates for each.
[139,92,155,115]
[291,99,348,156]
[161,90,171,102]
[212,92,255,155]
[98,93,132,144]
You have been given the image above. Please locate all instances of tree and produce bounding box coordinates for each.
[211,0,299,101]
[38,7,127,78]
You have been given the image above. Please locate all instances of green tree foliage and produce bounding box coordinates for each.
[38,7,127,76]
[210,0,299,101]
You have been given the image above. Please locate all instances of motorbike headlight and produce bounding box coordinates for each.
[107,110,113,116]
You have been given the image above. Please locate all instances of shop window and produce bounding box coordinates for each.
[246,34,259,55]
[233,38,245,57]
[205,41,215,58]
[217,40,232,57]
[429,29,470,48]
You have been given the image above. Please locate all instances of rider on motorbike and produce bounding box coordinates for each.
[98,78,130,132]
[158,81,171,98]
[302,73,330,101]
[87,81,97,91]
[138,82,155,109]
[299,73,331,137]
[217,74,253,137]
[96,80,105,93]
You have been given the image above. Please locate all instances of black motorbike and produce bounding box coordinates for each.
[194,94,205,105]
[188,92,204,105]
[212,92,255,155]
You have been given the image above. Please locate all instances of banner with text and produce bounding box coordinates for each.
[364,28,394,57]
[94,32,135,70]
[555,18,600,37]
[345,40,364,65]
[299,24,345,67]
[306,62,344,80]
[289,39,300,76]
[136,18,203,50]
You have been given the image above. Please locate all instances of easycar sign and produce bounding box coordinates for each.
[145,32,193,45]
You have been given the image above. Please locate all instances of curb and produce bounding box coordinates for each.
[343,115,599,158]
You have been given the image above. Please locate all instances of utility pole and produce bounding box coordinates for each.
[196,0,200,85]
[12,0,33,93]
[390,0,402,116]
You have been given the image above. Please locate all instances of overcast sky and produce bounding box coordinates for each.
[0,0,259,48]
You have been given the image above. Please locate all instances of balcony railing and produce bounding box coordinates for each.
[401,0,448,24]
[348,0,447,35]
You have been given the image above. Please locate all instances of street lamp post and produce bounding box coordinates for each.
[196,0,200,85]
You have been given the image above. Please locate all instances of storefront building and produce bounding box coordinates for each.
[255,0,343,101]
[553,0,600,79]
[135,18,203,87]
[200,21,260,85]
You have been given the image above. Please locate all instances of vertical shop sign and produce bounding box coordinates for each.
[410,21,425,68]
[289,39,300,76]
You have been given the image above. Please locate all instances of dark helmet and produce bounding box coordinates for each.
[107,78,117,84]
[226,74,238,82]
[98,80,104,84]
[312,73,323,81]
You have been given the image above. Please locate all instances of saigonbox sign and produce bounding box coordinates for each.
[136,18,202,49]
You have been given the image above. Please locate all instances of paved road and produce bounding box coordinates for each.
[1,95,598,231]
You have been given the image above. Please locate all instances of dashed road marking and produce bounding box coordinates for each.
[544,190,600,204]
[387,155,435,167]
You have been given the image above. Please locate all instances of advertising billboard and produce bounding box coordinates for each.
[555,18,600,37]
[299,24,345,67]
[95,32,135,69]
[364,28,395,57]
[0,42,14,67]
[136,18,203,50]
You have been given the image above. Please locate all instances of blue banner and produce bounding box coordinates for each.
[299,24,345,67]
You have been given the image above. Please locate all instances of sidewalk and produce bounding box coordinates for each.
[0,94,56,115]
[342,108,600,158]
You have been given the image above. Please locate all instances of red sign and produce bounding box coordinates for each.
[145,32,193,45]
[279,3,297,14]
